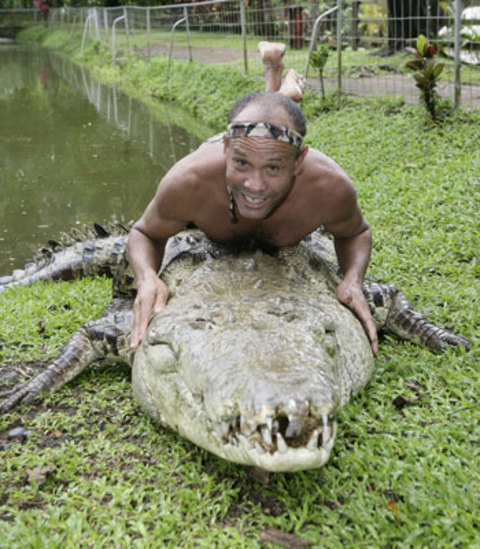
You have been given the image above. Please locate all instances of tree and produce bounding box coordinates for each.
[386,0,442,54]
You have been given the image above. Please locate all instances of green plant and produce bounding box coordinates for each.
[359,2,388,44]
[310,42,330,98]
[405,35,445,122]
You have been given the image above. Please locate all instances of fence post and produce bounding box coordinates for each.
[304,6,339,79]
[103,9,109,42]
[240,0,248,74]
[183,5,193,62]
[80,11,95,56]
[93,7,100,41]
[111,13,127,67]
[336,0,342,94]
[167,17,187,84]
[351,0,360,51]
[146,7,151,61]
[454,0,461,108]
[123,7,130,52]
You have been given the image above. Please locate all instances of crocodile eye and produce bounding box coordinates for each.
[188,318,216,330]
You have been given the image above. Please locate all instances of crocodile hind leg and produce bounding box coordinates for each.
[364,282,470,353]
[0,299,134,413]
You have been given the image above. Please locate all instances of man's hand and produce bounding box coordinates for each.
[336,279,378,355]
[130,275,169,351]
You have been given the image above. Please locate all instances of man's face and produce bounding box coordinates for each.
[224,136,304,221]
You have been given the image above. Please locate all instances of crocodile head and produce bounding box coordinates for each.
[132,249,373,472]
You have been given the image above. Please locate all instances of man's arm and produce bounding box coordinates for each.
[127,224,170,351]
[324,189,378,355]
[127,170,193,350]
[333,222,378,355]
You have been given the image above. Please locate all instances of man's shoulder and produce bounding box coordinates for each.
[304,147,341,171]
[202,132,224,145]
[166,141,225,184]
[301,148,352,189]
[156,142,225,210]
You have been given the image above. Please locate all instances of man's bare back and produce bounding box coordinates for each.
[149,140,363,249]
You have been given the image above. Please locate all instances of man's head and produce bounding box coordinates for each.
[228,92,306,138]
[224,92,308,221]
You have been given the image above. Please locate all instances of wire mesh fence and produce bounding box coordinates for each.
[1,1,479,107]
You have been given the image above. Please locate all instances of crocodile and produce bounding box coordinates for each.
[0,223,129,293]
[0,229,469,472]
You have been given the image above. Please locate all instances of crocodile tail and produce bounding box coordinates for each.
[365,282,470,353]
[0,228,129,293]
[0,299,134,413]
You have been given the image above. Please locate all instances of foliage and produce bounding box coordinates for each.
[359,1,387,42]
[405,35,446,123]
[310,42,329,98]
[2,26,480,547]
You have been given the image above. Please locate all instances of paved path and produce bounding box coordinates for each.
[306,73,480,108]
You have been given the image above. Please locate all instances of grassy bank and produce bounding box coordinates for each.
[1,27,479,547]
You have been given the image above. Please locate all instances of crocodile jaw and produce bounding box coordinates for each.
[132,342,339,472]
[206,419,338,472]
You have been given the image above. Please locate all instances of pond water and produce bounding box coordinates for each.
[0,44,201,272]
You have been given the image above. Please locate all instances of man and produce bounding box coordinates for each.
[127,43,378,354]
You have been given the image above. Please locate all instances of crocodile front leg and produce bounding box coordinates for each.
[364,282,470,353]
[0,302,134,413]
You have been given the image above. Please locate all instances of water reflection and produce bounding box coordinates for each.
[0,45,201,271]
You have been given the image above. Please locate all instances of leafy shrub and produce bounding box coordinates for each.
[405,35,445,122]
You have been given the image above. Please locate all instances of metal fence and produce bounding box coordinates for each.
[1,1,479,107]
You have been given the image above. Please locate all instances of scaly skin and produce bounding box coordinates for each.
[0,229,470,472]
[0,223,128,294]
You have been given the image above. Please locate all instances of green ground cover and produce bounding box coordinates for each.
[0,26,479,548]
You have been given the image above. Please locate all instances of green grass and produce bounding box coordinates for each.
[1,27,479,548]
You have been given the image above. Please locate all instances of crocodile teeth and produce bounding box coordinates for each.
[323,421,337,453]
[255,442,266,455]
[214,423,224,440]
[241,416,255,436]
[261,425,272,446]
[307,429,320,451]
[276,433,288,454]
[322,414,331,442]
[221,420,230,438]
[239,435,253,451]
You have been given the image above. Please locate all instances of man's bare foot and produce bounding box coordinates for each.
[258,41,286,66]
[258,41,286,92]
[278,69,306,103]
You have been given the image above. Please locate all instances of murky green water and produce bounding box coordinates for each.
[0,44,201,271]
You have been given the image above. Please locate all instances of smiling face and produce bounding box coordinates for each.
[224,136,302,220]
[224,104,307,221]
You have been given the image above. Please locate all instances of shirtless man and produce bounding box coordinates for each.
[127,43,378,354]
